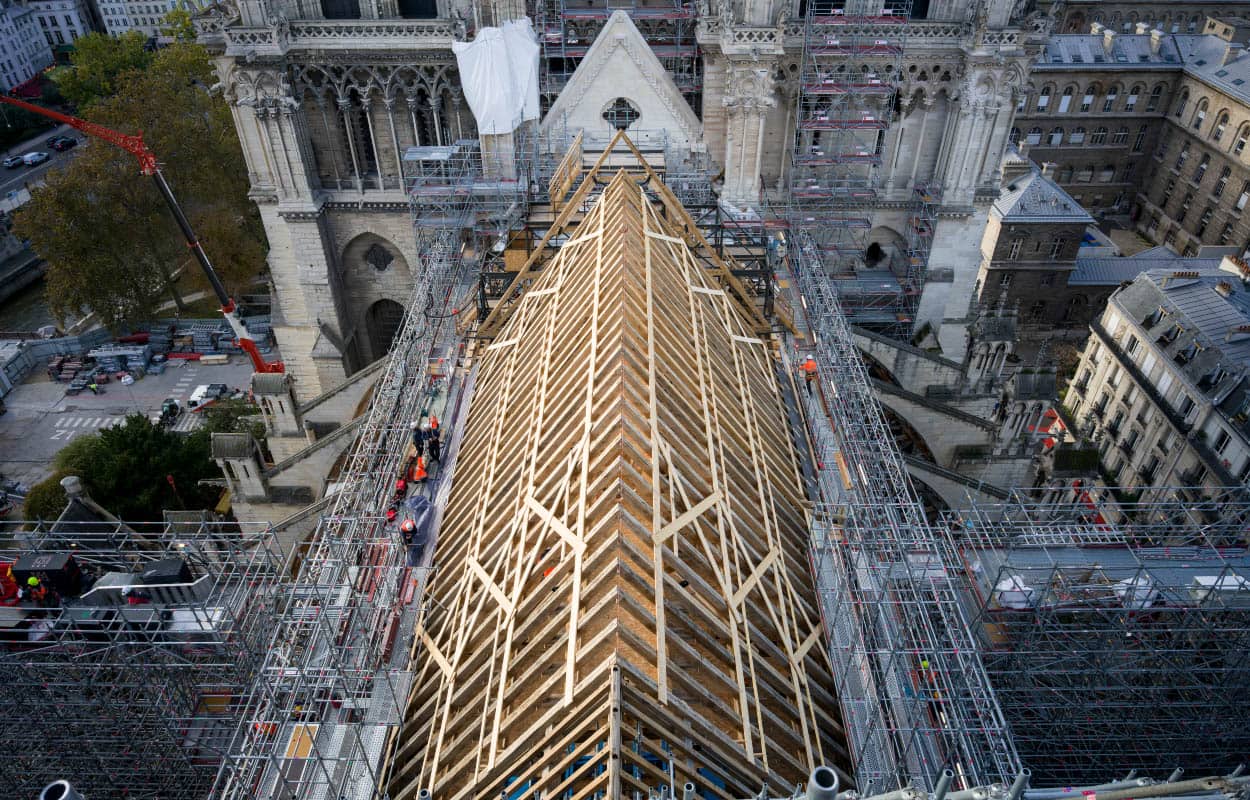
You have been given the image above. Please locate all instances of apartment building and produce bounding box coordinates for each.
[95,0,176,37]
[28,0,95,46]
[1019,17,1250,260]
[1014,29,1178,220]
[1068,255,1250,503]
[0,0,53,92]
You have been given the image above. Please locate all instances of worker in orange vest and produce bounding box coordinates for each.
[411,456,428,490]
[801,356,818,395]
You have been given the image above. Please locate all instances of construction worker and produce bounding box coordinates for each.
[427,424,441,463]
[27,576,47,605]
[801,356,818,395]
[415,420,430,455]
[429,413,439,433]
[400,517,417,544]
[411,456,428,491]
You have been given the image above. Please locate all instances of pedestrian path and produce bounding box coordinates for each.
[170,365,201,400]
[147,410,204,433]
[49,415,122,440]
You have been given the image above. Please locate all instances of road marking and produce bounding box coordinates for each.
[55,418,68,428]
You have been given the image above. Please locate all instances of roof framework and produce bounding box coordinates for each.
[389,150,845,800]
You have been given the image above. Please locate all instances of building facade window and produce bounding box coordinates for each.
[1111,126,1127,145]
[1049,238,1066,258]
[1236,181,1250,211]
[1177,193,1193,223]
[1175,90,1189,118]
[1214,429,1232,455]
[1090,127,1106,145]
[1236,125,1250,155]
[1070,127,1086,144]
[1215,166,1231,197]
[1214,112,1229,142]
[1221,222,1234,244]
[1059,87,1074,113]
[1133,125,1147,152]
[1143,85,1156,111]
[1008,239,1023,260]
[1175,143,1190,171]
[1026,126,1042,145]
[1197,207,1214,236]
[1103,88,1119,112]
[999,273,1012,288]
[1037,86,1051,112]
[1082,90,1094,112]
[1049,127,1064,146]
[1192,100,1208,130]
[1194,154,1210,183]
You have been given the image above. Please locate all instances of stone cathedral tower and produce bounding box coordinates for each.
[196,0,1047,394]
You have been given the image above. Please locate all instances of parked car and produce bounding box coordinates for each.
[44,135,61,147]
[49,136,77,152]
[1,156,22,169]
[21,152,49,166]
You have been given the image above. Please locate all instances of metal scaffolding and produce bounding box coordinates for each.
[210,142,494,800]
[530,0,701,111]
[781,231,1019,794]
[951,488,1250,786]
[0,516,287,799]
[787,0,930,336]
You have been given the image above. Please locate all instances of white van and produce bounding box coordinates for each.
[187,383,229,411]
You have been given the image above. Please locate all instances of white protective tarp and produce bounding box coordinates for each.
[452,17,540,136]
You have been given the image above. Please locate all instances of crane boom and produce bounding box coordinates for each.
[0,94,284,373]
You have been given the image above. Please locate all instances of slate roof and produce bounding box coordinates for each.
[993,169,1095,223]
[1037,33,1181,69]
[1111,264,1250,440]
[1070,253,1224,285]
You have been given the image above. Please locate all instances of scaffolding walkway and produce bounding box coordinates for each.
[781,230,1019,794]
[210,152,489,799]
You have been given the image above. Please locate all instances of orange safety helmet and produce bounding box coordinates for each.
[400,518,416,534]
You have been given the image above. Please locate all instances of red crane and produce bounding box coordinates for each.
[0,95,284,373]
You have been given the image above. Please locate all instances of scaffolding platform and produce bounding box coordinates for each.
[950,490,1250,785]
[0,517,287,799]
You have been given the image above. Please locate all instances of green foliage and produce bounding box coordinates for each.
[54,31,152,110]
[23,471,69,521]
[14,42,267,331]
[204,398,272,462]
[45,415,222,521]
[161,8,197,42]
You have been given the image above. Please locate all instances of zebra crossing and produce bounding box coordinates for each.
[171,366,200,400]
[49,416,122,440]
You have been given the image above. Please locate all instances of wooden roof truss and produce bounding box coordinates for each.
[389,148,846,800]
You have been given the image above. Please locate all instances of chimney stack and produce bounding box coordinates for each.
[1040,162,1056,178]
[1104,29,1116,54]
[1090,22,1104,35]
[1151,29,1164,54]
[1136,22,1149,35]
[1224,42,1244,66]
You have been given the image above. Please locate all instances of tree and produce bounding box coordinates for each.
[54,31,152,110]
[23,472,69,521]
[14,42,267,331]
[161,8,197,43]
[24,415,224,522]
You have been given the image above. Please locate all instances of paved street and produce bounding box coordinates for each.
[0,355,256,488]
[0,124,82,198]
